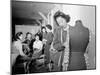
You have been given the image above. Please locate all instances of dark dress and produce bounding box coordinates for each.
[43,32,53,64]
[68,25,89,71]
[53,27,67,71]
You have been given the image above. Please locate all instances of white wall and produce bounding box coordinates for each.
[63,5,95,35]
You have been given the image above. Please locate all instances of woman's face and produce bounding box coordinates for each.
[46,27,50,32]
[42,28,46,33]
[35,35,39,41]
[27,34,32,39]
[56,17,67,27]
[19,34,23,40]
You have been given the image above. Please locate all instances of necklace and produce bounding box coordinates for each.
[62,25,70,71]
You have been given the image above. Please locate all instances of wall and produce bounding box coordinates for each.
[63,5,95,35]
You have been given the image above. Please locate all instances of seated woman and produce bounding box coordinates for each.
[11,32,31,74]
[32,34,43,58]
[12,32,25,65]
[23,32,34,57]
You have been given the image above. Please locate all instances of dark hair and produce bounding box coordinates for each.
[75,20,82,24]
[41,26,47,33]
[54,11,70,26]
[35,33,41,40]
[15,32,23,40]
[25,32,32,39]
[41,26,46,30]
[46,24,52,30]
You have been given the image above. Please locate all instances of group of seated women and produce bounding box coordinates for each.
[11,24,53,74]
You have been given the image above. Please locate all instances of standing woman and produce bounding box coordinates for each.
[44,25,54,65]
[41,26,47,54]
[53,11,89,71]
[41,26,47,42]
[53,11,70,71]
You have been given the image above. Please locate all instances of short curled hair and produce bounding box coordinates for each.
[75,20,82,24]
[35,33,41,40]
[54,11,70,26]
[15,32,23,40]
[41,26,47,33]
[25,32,32,39]
[46,24,52,30]
[41,26,46,30]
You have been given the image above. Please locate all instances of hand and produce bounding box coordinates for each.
[43,39,47,42]
[50,49,57,53]
[63,42,68,47]
[57,46,65,52]
[42,39,47,44]
[33,48,37,51]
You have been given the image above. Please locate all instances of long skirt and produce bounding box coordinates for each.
[44,44,51,64]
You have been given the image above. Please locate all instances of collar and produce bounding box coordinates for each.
[63,25,69,31]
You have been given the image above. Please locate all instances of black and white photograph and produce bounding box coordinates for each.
[11,0,96,74]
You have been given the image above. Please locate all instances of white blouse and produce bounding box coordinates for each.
[33,40,43,51]
[13,40,25,56]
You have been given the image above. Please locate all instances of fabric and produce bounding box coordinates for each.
[68,52,86,71]
[44,32,53,63]
[62,25,69,71]
[33,40,43,52]
[53,26,69,71]
[69,25,89,52]
[84,30,96,69]
[50,51,64,71]
[53,24,89,71]
[11,40,24,66]
[42,32,47,40]
[12,40,25,56]
[11,54,19,66]
[23,39,31,45]
[53,27,64,51]
[67,25,89,70]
